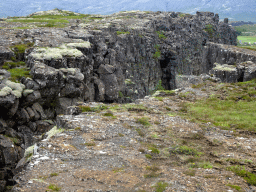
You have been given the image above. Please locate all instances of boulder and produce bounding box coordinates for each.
[35,120,55,134]
[32,103,46,120]
[56,97,83,115]
[238,61,256,81]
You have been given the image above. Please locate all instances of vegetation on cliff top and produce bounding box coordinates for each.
[180,79,256,131]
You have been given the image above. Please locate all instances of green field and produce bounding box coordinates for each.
[237,36,256,44]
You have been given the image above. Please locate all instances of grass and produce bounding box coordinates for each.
[156,31,167,39]
[48,184,61,191]
[155,97,163,101]
[112,167,124,173]
[226,165,256,186]
[135,117,151,126]
[50,173,59,177]
[148,146,160,154]
[2,61,26,70]
[204,24,214,38]
[8,68,31,82]
[136,128,145,137]
[116,31,130,35]
[153,181,168,192]
[171,145,203,156]
[238,46,256,51]
[153,44,161,59]
[82,142,96,146]
[145,154,152,159]
[4,135,19,145]
[237,36,256,44]
[11,42,34,54]
[226,183,242,191]
[146,165,160,172]
[179,79,256,131]
[184,169,196,176]
[189,161,213,169]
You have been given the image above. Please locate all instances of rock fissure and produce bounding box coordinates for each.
[0,9,256,191]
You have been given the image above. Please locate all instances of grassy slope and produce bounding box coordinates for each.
[180,79,256,131]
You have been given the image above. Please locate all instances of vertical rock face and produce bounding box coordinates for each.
[22,11,237,103]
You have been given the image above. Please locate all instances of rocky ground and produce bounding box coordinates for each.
[11,80,256,192]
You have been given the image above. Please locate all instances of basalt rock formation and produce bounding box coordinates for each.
[0,9,255,190]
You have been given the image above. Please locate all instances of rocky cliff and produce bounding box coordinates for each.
[0,9,254,190]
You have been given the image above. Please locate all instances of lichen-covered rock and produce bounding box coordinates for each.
[209,63,238,83]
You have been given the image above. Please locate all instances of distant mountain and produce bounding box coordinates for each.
[0,0,255,22]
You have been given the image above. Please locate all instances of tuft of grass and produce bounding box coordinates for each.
[78,106,93,112]
[75,127,81,131]
[48,184,61,191]
[116,31,130,35]
[226,183,242,191]
[112,167,124,173]
[144,172,159,178]
[81,142,96,146]
[103,112,114,117]
[155,97,163,101]
[204,24,214,38]
[50,173,59,177]
[148,146,160,154]
[146,165,160,172]
[136,128,145,137]
[2,61,26,70]
[156,31,167,40]
[153,44,161,59]
[171,145,203,156]
[118,133,124,137]
[145,154,152,159]
[184,169,196,176]
[8,68,31,82]
[136,117,151,127]
[153,181,168,192]
[189,161,213,169]
[226,165,256,186]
